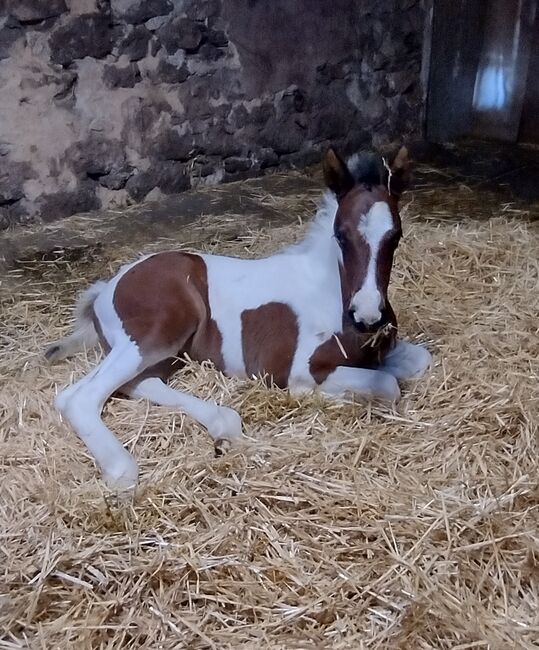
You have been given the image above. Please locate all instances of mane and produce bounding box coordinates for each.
[346,152,388,188]
[281,192,338,256]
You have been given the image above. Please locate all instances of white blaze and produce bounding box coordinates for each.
[349,201,393,325]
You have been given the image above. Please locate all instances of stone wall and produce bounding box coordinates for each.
[0,0,425,229]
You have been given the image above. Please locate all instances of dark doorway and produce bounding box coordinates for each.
[518,12,539,142]
[426,0,538,144]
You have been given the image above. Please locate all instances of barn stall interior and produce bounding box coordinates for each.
[1,1,538,648]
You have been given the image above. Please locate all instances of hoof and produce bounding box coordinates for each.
[214,438,233,457]
[103,487,136,510]
[102,454,139,492]
[45,343,61,361]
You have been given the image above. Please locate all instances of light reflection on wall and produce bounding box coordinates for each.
[472,54,509,111]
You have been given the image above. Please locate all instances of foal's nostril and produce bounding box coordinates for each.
[354,321,368,333]
[348,309,371,332]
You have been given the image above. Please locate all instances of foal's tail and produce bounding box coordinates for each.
[45,281,107,363]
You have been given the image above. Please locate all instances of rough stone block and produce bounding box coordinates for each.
[207,29,228,48]
[117,25,151,61]
[51,69,78,102]
[387,69,416,94]
[0,163,33,218]
[197,42,225,61]
[250,103,274,126]
[4,0,68,23]
[150,59,190,84]
[103,63,141,88]
[98,168,133,190]
[202,131,243,157]
[258,148,279,168]
[0,16,23,60]
[0,179,24,206]
[150,130,199,161]
[65,136,125,178]
[229,105,248,130]
[184,0,221,20]
[224,156,251,174]
[261,119,304,156]
[111,0,173,25]
[49,14,113,65]
[157,17,204,54]
[126,161,190,200]
[194,157,218,177]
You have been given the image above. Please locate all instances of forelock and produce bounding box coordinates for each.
[346,152,388,188]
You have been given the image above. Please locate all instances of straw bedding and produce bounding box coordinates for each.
[1,172,538,649]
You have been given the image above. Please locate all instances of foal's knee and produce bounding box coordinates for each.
[55,386,74,418]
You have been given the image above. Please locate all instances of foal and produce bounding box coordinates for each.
[47,147,431,489]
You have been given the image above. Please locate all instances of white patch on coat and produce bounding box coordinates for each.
[349,201,393,325]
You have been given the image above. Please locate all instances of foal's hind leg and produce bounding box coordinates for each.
[382,340,432,380]
[125,377,243,450]
[55,341,146,490]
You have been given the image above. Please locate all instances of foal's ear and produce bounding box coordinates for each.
[387,146,412,197]
[322,148,354,199]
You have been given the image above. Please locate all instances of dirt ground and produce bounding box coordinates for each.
[1,151,538,649]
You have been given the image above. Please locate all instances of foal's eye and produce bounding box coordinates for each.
[334,231,346,248]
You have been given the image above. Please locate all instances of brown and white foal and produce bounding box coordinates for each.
[47,147,431,490]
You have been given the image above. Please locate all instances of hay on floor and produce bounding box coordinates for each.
[0,171,538,649]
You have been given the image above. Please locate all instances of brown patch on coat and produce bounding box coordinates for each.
[241,302,298,389]
[113,252,225,382]
[309,303,398,385]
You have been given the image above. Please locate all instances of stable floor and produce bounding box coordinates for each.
[1,146,538,649]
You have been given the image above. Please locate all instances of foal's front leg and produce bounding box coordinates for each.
[318,367,401,402]
[381,340,432,380]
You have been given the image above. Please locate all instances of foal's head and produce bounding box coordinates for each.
[323,146,411,332]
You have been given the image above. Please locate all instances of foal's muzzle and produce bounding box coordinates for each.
[348,308,390,333]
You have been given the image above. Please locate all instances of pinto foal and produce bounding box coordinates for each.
[47,147,431,490]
